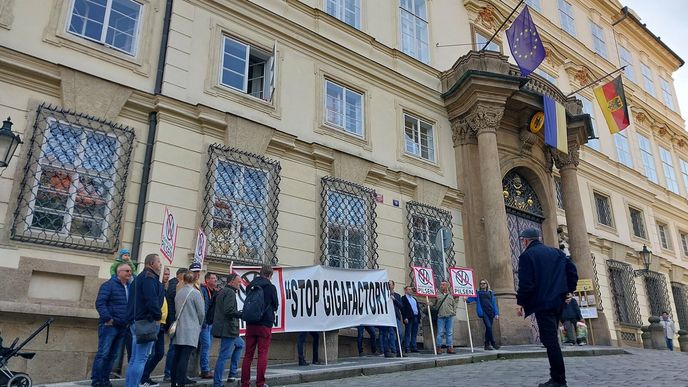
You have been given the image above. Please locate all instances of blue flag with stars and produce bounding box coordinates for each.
[506,6,545,77]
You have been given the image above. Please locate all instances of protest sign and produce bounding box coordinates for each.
[449,267,477,297]
[159,207,178,264]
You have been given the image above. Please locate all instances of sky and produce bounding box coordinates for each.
[621,0,688,122]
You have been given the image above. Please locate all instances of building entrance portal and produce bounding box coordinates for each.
[503,170,544,343]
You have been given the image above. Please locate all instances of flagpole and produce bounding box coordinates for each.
[480,0,525,52]
[565,66,627,97]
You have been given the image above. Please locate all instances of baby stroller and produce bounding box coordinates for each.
[0,318,54,387]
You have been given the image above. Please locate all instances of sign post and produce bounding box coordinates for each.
[160,207,178,265]
[412,266,437,355]
[449,267,477,353]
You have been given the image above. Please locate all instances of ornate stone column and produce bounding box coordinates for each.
[553,144,612,345]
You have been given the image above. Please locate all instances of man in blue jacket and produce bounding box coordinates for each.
[125,253,165,387]
[516,228,578,387]
[91,263,132,387]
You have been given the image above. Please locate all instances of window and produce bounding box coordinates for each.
[681,232,688,257]
[407,202,455,285]
[220,36,276,102]
[619,46,635,82]
[558,0,576,36]
[554,176,564,210]
[320,177,378,269]
[324,80,364,137]
[404,113,435,162]
[475,31,499,52]
[638,134,659,184]
[578,95,599,150]
[535,69,557,85]
[607,260,641,326]
[657,222,671,250]
[640,63,655,97]
[594,192,613,227]
[660,78,675,110]
[525,0,541,12]
[680,160,688,196]
[326,0,361,29]
[629,207,646,239]
[400,0,429,63]
[614,131,633,168]
[68,0,142,55]
[11,104,134,251]
[659,146,679,194]
[591,22,607,58]
[202,145,280,264]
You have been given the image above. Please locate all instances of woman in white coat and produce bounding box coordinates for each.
[171,271,205,387]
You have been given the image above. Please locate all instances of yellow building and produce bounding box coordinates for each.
[0,0,685,382]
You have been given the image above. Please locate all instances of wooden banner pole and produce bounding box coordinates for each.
[323,331,328,365]
[464,298,474,353]
[426,296,437,355]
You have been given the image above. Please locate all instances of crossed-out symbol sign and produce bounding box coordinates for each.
[417,268,432,285]
[454,270,471,287]
[165,213,175,240]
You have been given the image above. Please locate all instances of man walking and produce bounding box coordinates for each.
[163,267,187,382]
[659,311,677,351]
[241,264,279,387]
[125,253,165,387]
[401,286,421,353]
[432,281,457,354]
[199,272,218,379]
[516,228,578,387]
[212,273,243,387]
[91,263,132,387]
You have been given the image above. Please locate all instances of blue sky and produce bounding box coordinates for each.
[621,0,688,121]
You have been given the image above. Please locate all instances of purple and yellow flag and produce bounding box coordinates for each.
[543,95,568,154]
[506,6,546,77]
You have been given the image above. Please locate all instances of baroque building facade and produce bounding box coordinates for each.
[0,0,685,382]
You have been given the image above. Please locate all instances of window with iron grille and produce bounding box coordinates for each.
[320,177,378,269]
[399,0,429,63]
[657,222,671,250]
[629,207,646,239]
[68,0,142,55]
[11,104,134,252]
[644,271,672,318]
[671,282,688,329]
[201,145,280,265]
[406,202,456,286]
[607,260,641,326]
[404,113,435,162]
[220,36,276,102]
[554,176,564,210]
[593,192,613,227]
[680,232,688,258]
[326,0,361,29]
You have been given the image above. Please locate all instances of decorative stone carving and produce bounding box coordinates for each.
[519,128,539,154]
[476,6,498,30]
[657,127,667,137]
[574,69,591,86]
[462,103,504,136]
[552,143,581,169]
[676,139,686,149]
[634,111,647,124]
[450,119,473,146]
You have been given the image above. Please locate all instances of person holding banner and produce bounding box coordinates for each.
[401,286,421,353]
[467,279,500,350]
[296,331,320,365]
[432,281,457,354]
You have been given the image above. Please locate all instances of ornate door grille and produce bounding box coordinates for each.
[671,282,688,329]
[405,201,456,285]
[607,260,641,326]
[644,271,672,318]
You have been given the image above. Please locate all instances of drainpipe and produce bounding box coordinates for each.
[131,0,173,262]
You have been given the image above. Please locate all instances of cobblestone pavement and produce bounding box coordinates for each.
[298,348,688,387]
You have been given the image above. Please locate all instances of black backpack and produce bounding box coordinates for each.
[241,283,266,324]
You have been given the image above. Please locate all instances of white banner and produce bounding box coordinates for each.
[230,266,396,333]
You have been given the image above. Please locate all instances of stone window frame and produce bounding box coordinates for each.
[626,204,648,242]
[591,190,615,230]
[323,79,365,139]
[395,102,443,175]
[324,0,362,30]
[219,35,276,103]
[66,0,143,56]
[655,219,673,252]
[43,0,156,76]
[11,103,135,253]
[678,230,688,258]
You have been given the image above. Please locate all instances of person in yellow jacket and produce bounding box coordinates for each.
[140,296,168,386]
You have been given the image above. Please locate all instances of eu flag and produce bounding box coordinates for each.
[506,6,545,77]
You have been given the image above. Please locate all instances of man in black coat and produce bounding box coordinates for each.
[400,285,422,353]
[516,228,578,387]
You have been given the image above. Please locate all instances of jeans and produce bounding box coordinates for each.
[142,327,166,382]
[387,319,403,353]
[378,327,393,353]
[213,337,238,387]
[241,325,272,387]
[199,325,212,373]
[356,326,377,354]
[91,324,126,385]
[535,309,566,385]
[229,336,244,377]
[125,326,157,387]
[112,327,132,374]
[403,315,420,351]
[482,314,496,346]
[436,316,454,348]
[171,344,194,387]
[297,332,319,362]
[666,338,674,351]
[164,335,175,378]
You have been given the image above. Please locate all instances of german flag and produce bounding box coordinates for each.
[593,76,630,134]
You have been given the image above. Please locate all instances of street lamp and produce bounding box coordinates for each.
[0,117,22,168]
[634,244,652,276]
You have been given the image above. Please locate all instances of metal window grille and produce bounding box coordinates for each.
[671,282,688,329]
[554,176,564,210]
[644,271,672,318]
[201,144,280,265]
[607,260,642,326]
[406,202,455,286]
[319,177,378,269]
[11,104,135,252]
[591,253,604,311]
[594,193,612,226]
[629,207,646,239]
[619,331,637,342]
